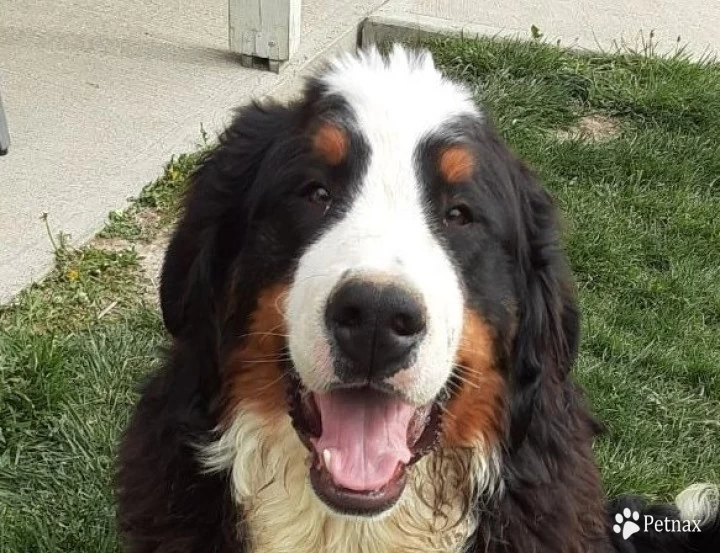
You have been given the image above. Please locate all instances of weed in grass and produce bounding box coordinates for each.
[100,151,202,242]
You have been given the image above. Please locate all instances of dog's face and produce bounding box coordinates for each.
[161,47,578,519]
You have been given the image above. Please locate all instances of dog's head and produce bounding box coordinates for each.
[161,46,578,517]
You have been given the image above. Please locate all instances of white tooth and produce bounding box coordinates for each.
[323,449,332,467]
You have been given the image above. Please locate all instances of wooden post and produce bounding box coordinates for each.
[229,0,301,72]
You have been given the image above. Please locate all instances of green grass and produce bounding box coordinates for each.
[430,37,720,498]
[1,37,719,551]
[0,158,194,552]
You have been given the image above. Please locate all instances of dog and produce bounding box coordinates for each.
[116,45,720,553]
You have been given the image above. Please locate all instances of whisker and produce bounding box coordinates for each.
[237,321,288,341]
[253,373,289,392]
[238,331,290,340]
[245,356,294,364]
[452,363,478,374]
[454,344,489,354]
[246,349,292,358]
[449,370,482,390]
[437,402,458,422]
[273,291,289,314]
[291,272,335,285]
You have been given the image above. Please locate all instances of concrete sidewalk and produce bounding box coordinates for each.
[0,0,381,303]
[1,0,719,304]
[366,0,720,59]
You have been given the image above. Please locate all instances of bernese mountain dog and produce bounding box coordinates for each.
[116,45,720,553]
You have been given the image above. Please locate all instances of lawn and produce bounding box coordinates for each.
[1,37,719,551]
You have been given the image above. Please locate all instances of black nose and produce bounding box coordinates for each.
[325,279,426,382]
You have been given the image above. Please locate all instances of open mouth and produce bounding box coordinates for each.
[288,380,442,515]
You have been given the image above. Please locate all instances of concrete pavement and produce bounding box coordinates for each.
[0,0,382,303]
[2,0,719,303]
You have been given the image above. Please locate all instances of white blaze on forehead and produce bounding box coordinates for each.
[287,46,481,404]
[321,45,479,147]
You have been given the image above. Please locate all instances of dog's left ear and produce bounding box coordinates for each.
[507,159,580,447]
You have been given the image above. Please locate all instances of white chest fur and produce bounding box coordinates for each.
[201,411,497,553]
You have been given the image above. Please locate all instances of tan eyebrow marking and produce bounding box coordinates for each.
[438,145,475,183]
[312,123,348,166]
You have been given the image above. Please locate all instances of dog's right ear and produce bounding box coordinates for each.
[160,102,293,339]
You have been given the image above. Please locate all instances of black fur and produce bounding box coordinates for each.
[116,344,244,553]
[118,86,372,552]
[116,101,298,553]
[116,60,718,553]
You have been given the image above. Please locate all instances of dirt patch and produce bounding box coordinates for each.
[92,237,132,253]
[555,115,621,143]
[136,230,171,304]
[92,228,171,305]
[136,209,161,228]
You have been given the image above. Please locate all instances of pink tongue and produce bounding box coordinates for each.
[311,390,415,492]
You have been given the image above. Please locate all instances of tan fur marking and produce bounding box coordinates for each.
[439,145,475,183]
[205,296,504,552]
[221,284,289,424]
[312,123,348,166]
[443,309,505,448]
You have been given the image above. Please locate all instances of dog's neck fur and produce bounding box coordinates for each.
[202,409,500,553]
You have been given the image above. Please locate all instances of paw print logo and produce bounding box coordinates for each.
[613,508,641,540]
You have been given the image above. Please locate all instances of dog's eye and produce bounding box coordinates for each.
[301,182,332,207]
[444,205,473,226]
